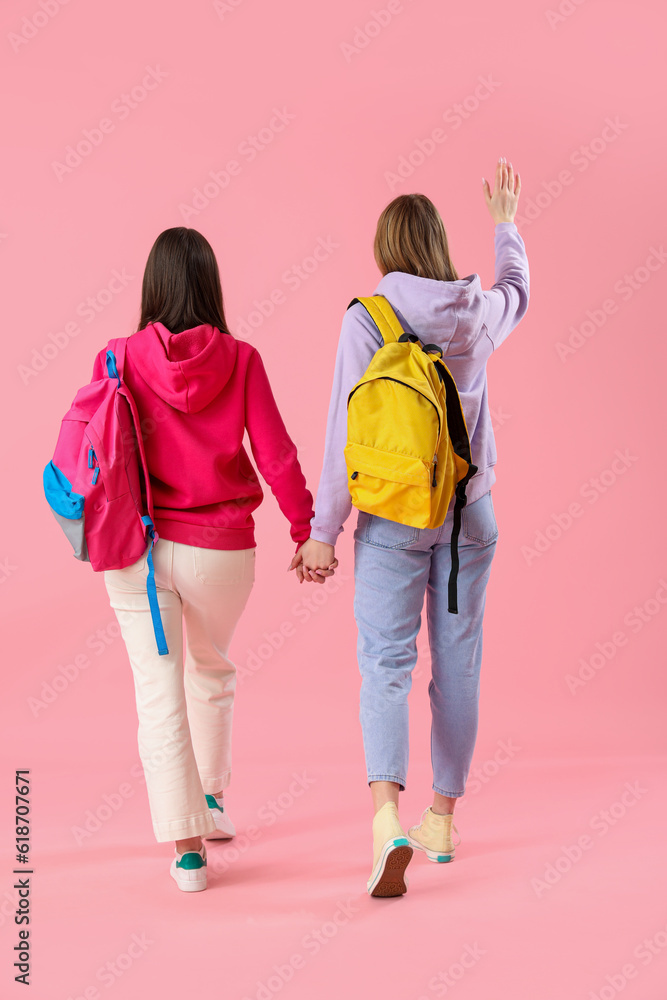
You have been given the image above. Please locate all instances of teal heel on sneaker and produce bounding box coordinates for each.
[367,837,413,897]
[170,845,207,892]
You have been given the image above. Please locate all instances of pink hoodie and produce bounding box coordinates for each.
[90,322,313,551]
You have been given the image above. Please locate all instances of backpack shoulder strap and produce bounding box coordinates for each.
[105,337,129,379]
[103,337,154,517]
[347,295,405,345]
[89,336,168,656]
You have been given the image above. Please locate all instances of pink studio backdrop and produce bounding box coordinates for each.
[1,1,666,999]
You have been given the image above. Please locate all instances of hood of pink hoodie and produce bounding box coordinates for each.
[129,321,238,413]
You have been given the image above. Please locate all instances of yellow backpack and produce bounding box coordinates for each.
[344,295,478,613]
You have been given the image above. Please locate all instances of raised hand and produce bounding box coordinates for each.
[482,156,521,224]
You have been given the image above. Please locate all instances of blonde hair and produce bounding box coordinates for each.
[373,193,459,282]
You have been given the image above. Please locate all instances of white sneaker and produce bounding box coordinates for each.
[170,843,207,892]
[204,793,236,839]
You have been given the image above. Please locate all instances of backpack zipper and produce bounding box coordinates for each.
[88,445,99,484]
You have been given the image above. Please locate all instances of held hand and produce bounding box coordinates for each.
[288,539,338,585]
[482,156,521,224]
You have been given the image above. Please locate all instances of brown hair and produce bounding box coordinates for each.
[137,227,231,335]
[373,194,459,282]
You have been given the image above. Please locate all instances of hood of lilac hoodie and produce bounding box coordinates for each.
[372,270,485,356]
[128,321,238,413]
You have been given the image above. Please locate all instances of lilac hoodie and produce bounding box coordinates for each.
[309,221,530,546]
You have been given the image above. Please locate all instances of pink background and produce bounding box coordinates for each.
[1,1,666,998]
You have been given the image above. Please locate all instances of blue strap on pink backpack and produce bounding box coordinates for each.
[105,342,168,655]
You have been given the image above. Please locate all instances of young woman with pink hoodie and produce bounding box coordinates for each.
[95,228,332,891]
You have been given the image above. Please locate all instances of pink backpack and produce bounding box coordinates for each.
[43,338,168,654]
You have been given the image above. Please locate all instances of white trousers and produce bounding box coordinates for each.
[104,539,255,842]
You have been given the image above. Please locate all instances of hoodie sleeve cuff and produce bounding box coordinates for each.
[309,527,341,547]
[495,221,517,231]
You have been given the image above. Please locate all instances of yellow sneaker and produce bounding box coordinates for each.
[367,801,413,897]
[407,807,461,863]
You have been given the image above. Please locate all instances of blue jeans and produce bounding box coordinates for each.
[352,490,498,797]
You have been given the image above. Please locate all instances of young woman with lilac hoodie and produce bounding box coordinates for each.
[94,228,329,891]
[293,158,529,896]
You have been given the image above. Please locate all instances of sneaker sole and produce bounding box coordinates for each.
[204,826,236,840]
[407,833,455,863]
[367,838,413,897]
[204,808,236,840]
[170,862,207,892]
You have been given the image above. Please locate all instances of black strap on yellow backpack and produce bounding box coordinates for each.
[433,361,478,614]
